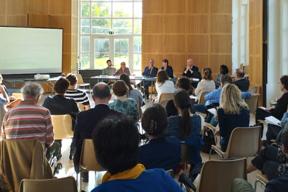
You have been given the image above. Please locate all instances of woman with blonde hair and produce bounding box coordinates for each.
[154,70,174,103]
[195,67,215,102]
[114,62,131,76]
[215,83,250,152]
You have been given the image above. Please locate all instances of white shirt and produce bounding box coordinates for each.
[195,80,215,101]
[155,80,175,103]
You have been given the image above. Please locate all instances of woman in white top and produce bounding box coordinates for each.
[154,70,174,103]
[195,67,215,101]
[120,74,143,105]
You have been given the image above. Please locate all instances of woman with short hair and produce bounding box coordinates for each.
[195,67,215,102]
[154,70,174,103]
[109,80,139,121]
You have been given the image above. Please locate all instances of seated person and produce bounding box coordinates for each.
[232,68,250,92]
[65,73,91,110]
[109,80,139,121]
[232,126,288,192]
[43,78,79,160]
[91,116,183,192]
[120,74,143,105]
[73,83,122,182]
[215,65,229,88]
[166,89,203,169]
[1,82,59,160]
[256,75,288,137]
[102,60,116,85]
[182,59,201,88]
[215,84,250,152]
[195,68,215,102]
[139,104,181,174]
[161,59,174,78]
[154,70,174,103]
[137,59,158,99]
[114,62,131,76]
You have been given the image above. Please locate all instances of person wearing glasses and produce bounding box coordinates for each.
[114,62,131,76]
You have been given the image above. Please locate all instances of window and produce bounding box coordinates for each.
[79,0,142,75]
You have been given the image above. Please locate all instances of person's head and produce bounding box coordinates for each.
[203,67,212,80]
[92,115,140,175]
[0,174,12,192]
[112,80,129,97]
[149,59,154,67]
[280,75,288,92]
[220,75,232,87]
[220,65,229,75]
[187,59,193,68]
[174,89,193,138]
[281,124,288,154]
[156,70,169,85]
[162,59,169,68]
[176,77,191,91]
[120,74,133,91]
[106,60,112,67]
[21,82,43,103]
[66,73,78,87]
[120,62,126,70]
[92,82,111,104]
[235,68,245,79]
[54,78,69,95]
[142,104,168,137]
[220,83,249,114]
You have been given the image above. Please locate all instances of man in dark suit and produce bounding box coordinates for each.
[73,82,122,182]
[233,68,250,92]
[138,59,158,99]
[182,59,200,87]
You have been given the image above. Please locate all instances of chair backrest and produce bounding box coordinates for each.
[77,102,85,112]
[166,169,174,178]
[240,63,244,70]
[249,86,258,94]
[180,144,191,164]
[12,93,23,99]
[51,115,73,140]
[243,65,249,75]
[76,74,84,84]
[198,91,208,105]
[197,158,247,192]
[19,177,77,192]
[245,94,260,114]
[79,139,105,172]
[225,126,261,159]
[158,93,174,107]
[137,101,142,120]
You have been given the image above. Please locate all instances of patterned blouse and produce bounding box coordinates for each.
[108,98,140,121]
[166,114,201,138]
[277,147,288,176]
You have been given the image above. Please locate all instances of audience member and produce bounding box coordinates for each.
[154,70,174,103]
[109,80,139,121]
[42,78,79,160]
[73,82,122,182]
[1,82,59,160]
[215,84,250,152]
[138,59,158,99]
[232,68,250,91]
[91,116,183,192]
[0,173,12,192]
[182,59,199,78]
[139,104,181,173]
[195,68,215,102]
[161,59,174,78]
[215,65,229,88]
[232,126,288,192]
[65,73,91,110]
[114,62,131,76]
[275,110,288,143]
[256,75,288,137]
[120,74,143,104]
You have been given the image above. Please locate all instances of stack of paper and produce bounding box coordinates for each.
[265,116,281,127]
[189,95,197,100]
[208,108,217,116]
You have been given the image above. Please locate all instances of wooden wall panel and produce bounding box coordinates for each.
[28,13,49,27]
[142,0,232,79]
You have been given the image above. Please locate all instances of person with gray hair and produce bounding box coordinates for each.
[1,82,60,160]
[73,82,123,182]
[232,68,250,91]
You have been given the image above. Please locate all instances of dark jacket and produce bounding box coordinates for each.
[182,66,199,78]
[142,67,158,77]
[73,104,122,172]
[161,66,174,78]
[265,172,288,192]
[270,92,288,120]
[42,95,79,130]
[233,78,250,92]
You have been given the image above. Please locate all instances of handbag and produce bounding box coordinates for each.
[201,127,216,154]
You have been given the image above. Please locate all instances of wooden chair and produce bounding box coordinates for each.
[243,65,249,75]
[51,115,73,140]
[254,174,269,191]
[158,93,174,108]
[12,92,23,99]
[245,94,260,114]
[180,144,191,175]
[78,139,105,190]
[77,102,85,112]
[166,169,175,178]
[76,74,91,94]
[19,177,77,192]
[196,158,247,192]
[137,101,142,120]
[210,126,262,160]
[240,63,244,70]
[249,86,258,94]
[198,92,208,105]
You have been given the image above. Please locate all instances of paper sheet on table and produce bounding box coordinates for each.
[265,116,281,127]
[192,78,199,82]
[259,106,267,110]
[207,108,217,117]
[190,95,197,100]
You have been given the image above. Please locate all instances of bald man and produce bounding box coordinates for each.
[233,68,250,92]
[182,59,200,87]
